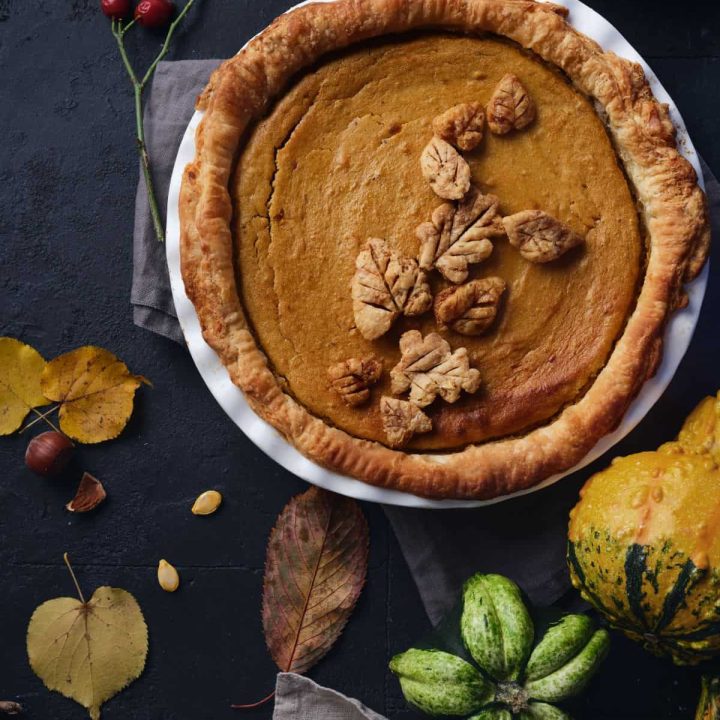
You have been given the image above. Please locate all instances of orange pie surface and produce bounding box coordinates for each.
[231,33,643,450]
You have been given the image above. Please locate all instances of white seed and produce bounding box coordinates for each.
[157,559,180,592]
[191,490,223,516]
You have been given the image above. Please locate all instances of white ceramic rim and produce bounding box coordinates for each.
[166,0,709,508]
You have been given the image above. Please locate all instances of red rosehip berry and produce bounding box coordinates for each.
[134,0,174,28]
[100,0,132,19]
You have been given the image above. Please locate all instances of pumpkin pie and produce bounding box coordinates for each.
[180,0,709,500]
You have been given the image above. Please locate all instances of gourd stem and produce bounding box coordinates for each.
[495,681,529,714]
[695,674,720,720]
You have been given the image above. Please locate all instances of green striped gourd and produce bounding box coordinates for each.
[567,392,720,718]
[390,573,608,719]
[568,393,720,665]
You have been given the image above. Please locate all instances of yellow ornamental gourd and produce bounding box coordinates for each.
[568,391,720,667]
[675,392,720,461]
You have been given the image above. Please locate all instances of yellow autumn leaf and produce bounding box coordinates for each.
[27,581,148,720]
[0,337,49,435]
[40,346,149,443]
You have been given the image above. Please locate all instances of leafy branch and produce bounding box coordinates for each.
[109,0,197,242]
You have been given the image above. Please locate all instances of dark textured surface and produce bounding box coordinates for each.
[0,1,717,718]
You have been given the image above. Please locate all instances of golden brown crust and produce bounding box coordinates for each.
[180,0,710,500]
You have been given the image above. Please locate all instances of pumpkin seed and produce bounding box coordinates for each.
[157,559,180,592]
[191,490,223,516]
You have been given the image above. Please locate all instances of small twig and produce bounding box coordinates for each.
[120,18,137,36]
[109,0,197,242]
[111,18,139,85]
[141,0,197,88]
[19,405,61,434]
[63,553,86,605]
[231,690,275,710]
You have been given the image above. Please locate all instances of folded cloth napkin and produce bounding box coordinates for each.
[133,58,719,628]
[273,673,386,720]
[131,60,216,344]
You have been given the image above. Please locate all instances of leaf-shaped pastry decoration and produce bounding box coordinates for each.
[417,187,504,284]
[434,277,507,336]
[391,330,481,408]
[0,337,49,435]
[486,73,536,135]
[420,136,472,200]
[41,346,150,443]
[263,486,368,675]
[380,396,432,448]
[503,210,584,263]
[432,102,486,152]
[352,238,432,340]
[27,555,148,720]
[328,356,383,407]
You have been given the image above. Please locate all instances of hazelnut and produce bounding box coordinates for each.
[25,431,74,477]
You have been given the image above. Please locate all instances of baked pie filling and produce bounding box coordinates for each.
[232,34,642,450]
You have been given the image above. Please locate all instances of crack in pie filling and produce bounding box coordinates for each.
[180,0,709,499]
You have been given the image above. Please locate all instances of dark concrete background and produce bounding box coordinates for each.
[0,1,718,718]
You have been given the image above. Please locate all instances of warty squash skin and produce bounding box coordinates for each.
[568,392,720,666]
[676,394,720,462]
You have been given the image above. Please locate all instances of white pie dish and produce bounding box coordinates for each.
[166,0,709,508]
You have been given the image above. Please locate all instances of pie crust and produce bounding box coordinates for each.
[180,0,710,500]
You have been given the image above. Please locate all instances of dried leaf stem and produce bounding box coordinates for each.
[19,405,60,434]
[63,553,86,604]
[110,0,197,242]
[231,691,276,710]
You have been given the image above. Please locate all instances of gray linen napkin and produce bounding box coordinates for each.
[131,60,220,343]
[273,673,386,720]
[132,57,719,620]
